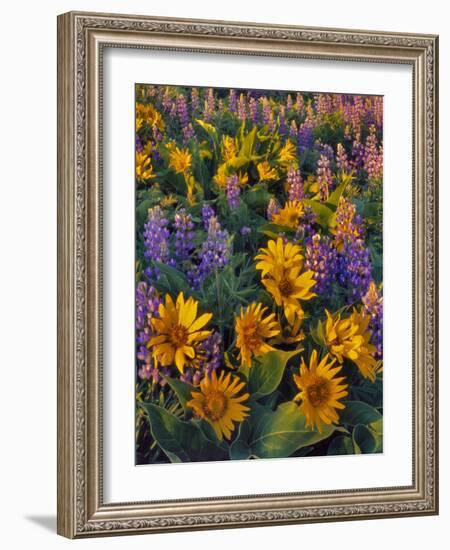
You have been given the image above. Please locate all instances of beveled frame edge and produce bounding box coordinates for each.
[57,11,439,539]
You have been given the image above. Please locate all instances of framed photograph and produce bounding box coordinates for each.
[57,11,439,538]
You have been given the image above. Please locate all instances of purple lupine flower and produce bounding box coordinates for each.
[363,125,383,180]
[295,93,305,114]
[174,208,194,260]
[249,97,259,124]
[298,125,314,153]
[201,204,215,231]
[305,234,338,295]
[351,138,366,170]
[237,93,247,121]
[226,174,241,210]
[182,123,196,143]
[162,88,173,112]
[314,140,334,162]
[176,94,189,127]
[289,120,299,141]
[315,93,333,117]
[240,226,251,236]
[336,239,372,303]
[187,331,223,385]
[136,282,163,382]
[229,89,238,113]
[268,112,276,133]
[262,98,271,125]
[362,282,383,358]
[195,217,231,284]
[266,198,280,221]
[294,206,317,242]
[135,134,143,152]
[287,167,304,201]
[316,154,333,202]
[169,101,177,119]
[152,126,163,142]
[203,88,215,122]
[286,94,293,110]
[143,206,171,279]
[334,197,364,246]
[191,87,199,113]
[336,143,350,172]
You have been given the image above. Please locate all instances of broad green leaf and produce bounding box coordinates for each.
[139,403,227,463]
[303,199,335,228]
[326,175,352,207]
[327,435,355,456]
[229,421,252,460]
[339,401,382,426]
[249,349,302,400]
[164,377,194,414]
[352,424,378,454]
[249,402,334,458]
[153,262,192,297]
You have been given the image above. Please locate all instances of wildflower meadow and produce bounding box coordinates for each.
[135,84,383,464]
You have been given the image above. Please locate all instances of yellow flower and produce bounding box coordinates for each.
[213,164,229,188]
[257,161,278,182]
[148,292,212,374]
[261,264,316,325]
[135,102,165,130]
[278,140,297,163]
[188,370,250,441]
[235,303,280,367]
[255,237,303,278]
[324,309,378,381]
[135,151,155,182]
[293,350,348,432]
[169,146,192,174]
[271,200,304,228]
[160,194,178,207]
[221,135,238,161]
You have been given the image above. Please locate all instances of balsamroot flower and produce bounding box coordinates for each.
[187,370,250,441]
[293,350,348,432]
[324,309,378,382]
[148,292,212,374]
[235,303,280,367]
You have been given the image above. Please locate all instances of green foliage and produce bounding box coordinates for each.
[247,349,302,400]
[248,402,335,459]
[139,403,227,463]
[339,400,382,426]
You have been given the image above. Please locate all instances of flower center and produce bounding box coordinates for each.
[279,277,294,297]
[242,322,262,352]
[306,378,330,407]
[170,324,189,348]
[204,391,227,421]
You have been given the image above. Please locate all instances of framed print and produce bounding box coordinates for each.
[57,11,439,538]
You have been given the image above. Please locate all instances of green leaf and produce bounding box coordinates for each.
[229,421,252,460]
[239,126,257,159]
[339,401,382,426]
[164,377,194,414]
[243,186,272,210]
[352,424,378,454]
[327,435,355,455]
[326,176,350,207]
[249,402,334,458]
[303,199,335,228]
[257,222,296,239]
[249,349,302,400]
[139,403,228,463]
[153,262,192,297]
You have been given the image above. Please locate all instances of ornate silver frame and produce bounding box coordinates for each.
[57,11,439,538]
